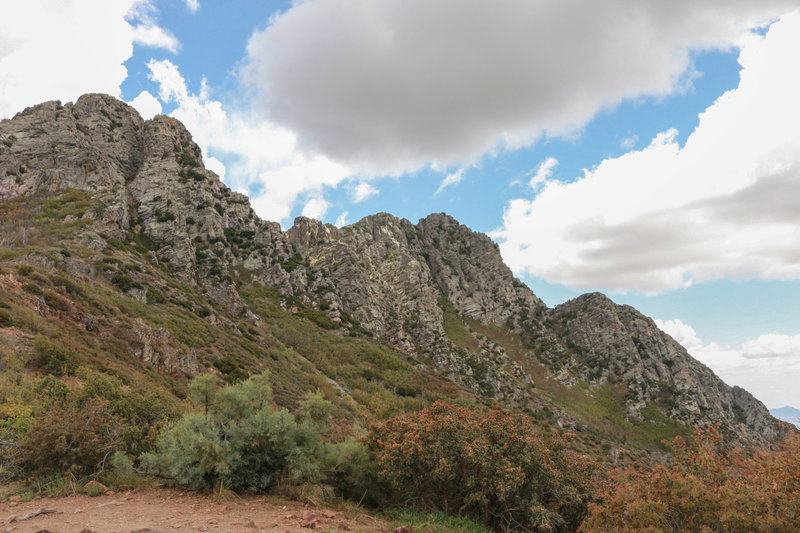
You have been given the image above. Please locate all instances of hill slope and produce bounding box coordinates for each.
[0,94,782,464]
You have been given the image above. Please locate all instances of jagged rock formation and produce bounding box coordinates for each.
[0,94,783,445]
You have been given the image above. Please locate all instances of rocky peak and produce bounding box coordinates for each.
[285,216,336,252]
[549,293,781,443]
[416,213,546,327]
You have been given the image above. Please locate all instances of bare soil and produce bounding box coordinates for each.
[0,488,389,533]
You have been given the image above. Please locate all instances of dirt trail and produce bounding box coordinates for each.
[0,488,389,533]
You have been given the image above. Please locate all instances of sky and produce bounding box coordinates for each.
[1,0,799,408]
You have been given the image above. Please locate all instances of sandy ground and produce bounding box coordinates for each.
[0,488,390,533]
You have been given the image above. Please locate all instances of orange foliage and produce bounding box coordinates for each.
[581,426,800,532]
[366,401,595,532]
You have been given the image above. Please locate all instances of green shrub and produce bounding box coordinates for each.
[212,357,248,383]
[0,309,13,327]
[21,283,43,295]
[111,272,142,292]
[86,483,105,497]
[366,401,596,532]
[77,368,179,456]
[30,336,77,376]
[323,436,383,505]
[144,372,325,492]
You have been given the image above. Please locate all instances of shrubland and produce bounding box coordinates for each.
[581,426,800,532]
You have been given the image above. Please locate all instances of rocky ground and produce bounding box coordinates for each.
[0,488,388,533]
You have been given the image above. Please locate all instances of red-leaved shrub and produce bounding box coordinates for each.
[366,401,595,532]
[580,426,800,532]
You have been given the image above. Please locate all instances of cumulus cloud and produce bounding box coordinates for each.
[301,197,329,220]
[129,90,162,119]
[0,1,150,118]
[495,13,800,293]
[654,318,703,350]
[352,182,379,203]
[147,59,350,225]
[741,334,800,359]
[185,0,200,13]
[656,318,800,408]
[244,0,796,175]
[132,23,180,53]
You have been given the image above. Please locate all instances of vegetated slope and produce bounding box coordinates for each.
[0,94,782,465]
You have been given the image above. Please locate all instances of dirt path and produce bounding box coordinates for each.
[0,488,389,533]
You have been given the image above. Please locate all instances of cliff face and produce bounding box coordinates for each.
[0,94,782,446]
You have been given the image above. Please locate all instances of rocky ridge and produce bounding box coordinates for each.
[0,94,783,445]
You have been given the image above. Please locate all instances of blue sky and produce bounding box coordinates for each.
[1,1,799,408]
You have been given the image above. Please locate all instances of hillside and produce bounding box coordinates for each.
[0,94,783,471]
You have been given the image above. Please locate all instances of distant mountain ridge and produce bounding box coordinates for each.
[770,406,800,428]
[0,94,785,455]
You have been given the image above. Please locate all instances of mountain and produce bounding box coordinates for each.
[770,406,800,428]
[0,94,784,463]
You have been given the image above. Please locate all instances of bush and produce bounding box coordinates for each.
[30,336,76,376]
[580,426,800,533]
[19,398,121,476]
[0,308,13,327]
[144,372,325,492]
[21,283,42,295]
[366,401,595,532]
[111,272,142,292]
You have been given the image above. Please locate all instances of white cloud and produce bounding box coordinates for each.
[656,318,800,408]
[301,197,329,220]
[529,157,558,188]
[654,318,703,350]
[0,0,145,118]
[147,59,351,225]
[129,90,162,119]
[335,211,349,228]
[204,156,226,179]
[495,13,800,293]
[185,0,200,13]
[352,182,379,203]
[244,0,796,175]
[620,134,638,149]
[742,334,800,359]
[435,168,466,195]
[132,23,180,53]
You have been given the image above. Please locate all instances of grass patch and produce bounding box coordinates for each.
[438,297,479,352]
[382,509,491,533]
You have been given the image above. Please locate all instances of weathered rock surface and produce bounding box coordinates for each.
[0,94,782,444]
[548,293,780,441]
